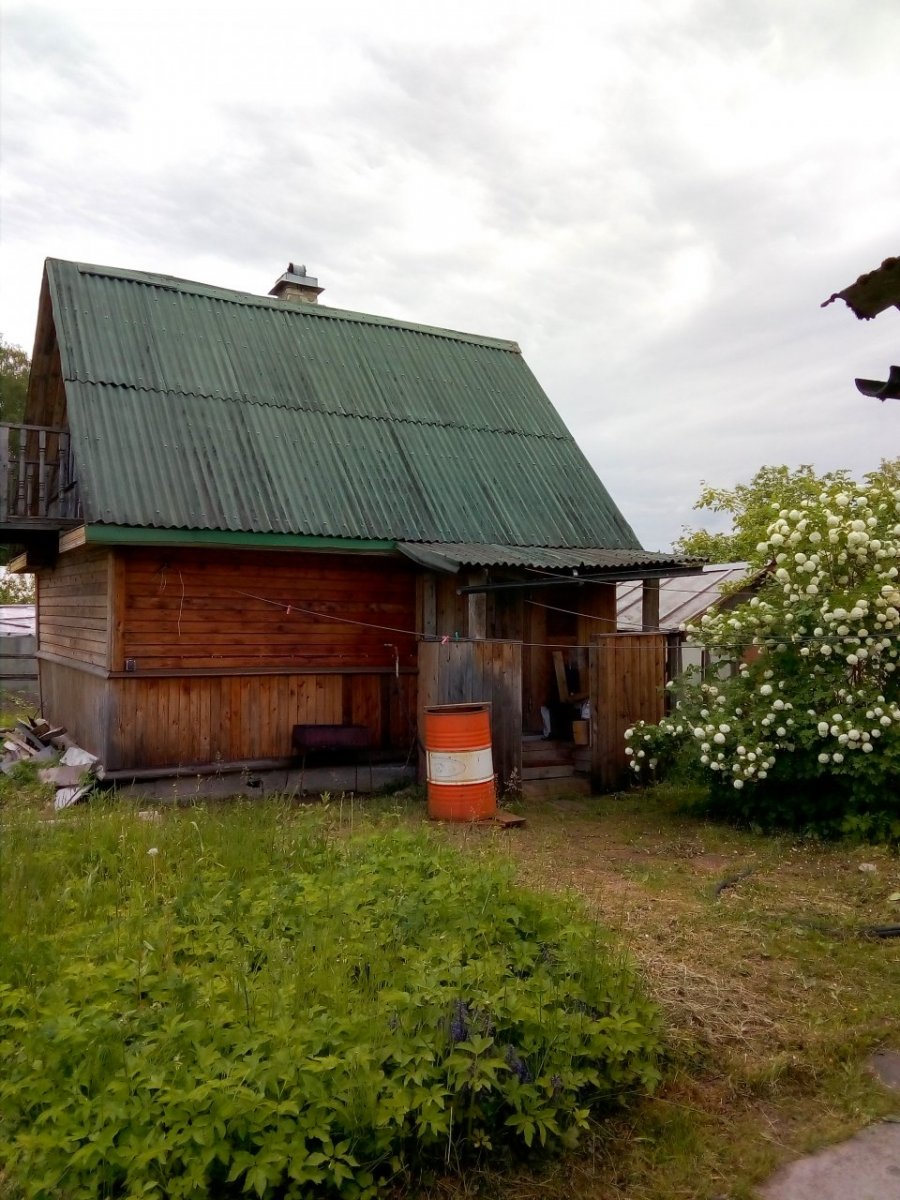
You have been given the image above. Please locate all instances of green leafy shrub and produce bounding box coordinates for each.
[629,465,900,840]
[0,803,660,1198]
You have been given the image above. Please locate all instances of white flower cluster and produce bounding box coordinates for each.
[626,474,900,794]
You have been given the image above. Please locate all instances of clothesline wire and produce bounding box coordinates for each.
[220,585,894,653]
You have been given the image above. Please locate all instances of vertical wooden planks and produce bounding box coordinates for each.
[522,601,547,733]
[106,551,126,672]
[351,675,382,744]
[416,640,522,792]
[418,573,437,636]
[39,660,109,761]
[576,581,616,645]
[466,571,488,640]
[641,579,661,632]
[590,633,667,792]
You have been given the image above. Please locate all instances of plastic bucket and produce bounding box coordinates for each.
[424,703,496,821]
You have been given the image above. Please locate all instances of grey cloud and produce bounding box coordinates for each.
[2,6,134,129]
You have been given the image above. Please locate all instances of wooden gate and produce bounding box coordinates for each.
[589,632,673,792]
[418,639,522,791]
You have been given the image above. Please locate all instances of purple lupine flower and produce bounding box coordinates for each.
[504,1044,533,1083]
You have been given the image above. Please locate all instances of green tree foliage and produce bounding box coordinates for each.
[674,464,861,562]
[0,567,35,603]
[0,335,30,424]
[633,461,900,840]
[675,461,900,563]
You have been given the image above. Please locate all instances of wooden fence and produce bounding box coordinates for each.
[589,632,678,791]
[417,639,522,790]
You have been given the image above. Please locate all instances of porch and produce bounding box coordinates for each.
[418,631,683,796]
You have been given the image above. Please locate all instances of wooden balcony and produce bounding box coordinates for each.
[0,423,83,537]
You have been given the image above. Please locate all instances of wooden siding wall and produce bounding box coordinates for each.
[118,547,418,672]
[418,639,523,791]
[39,658,111,761]
[34,545,419,772]
[589,632,668,792]
[435,574,468,640]
[36,546,110,668]
[103,672,417,771]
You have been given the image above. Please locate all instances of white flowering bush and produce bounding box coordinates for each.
[628,469,900,841]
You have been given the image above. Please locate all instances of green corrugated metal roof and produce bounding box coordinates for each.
[396,542,694,572]
[47,257,644,550]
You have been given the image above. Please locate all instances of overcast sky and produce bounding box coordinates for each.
[1,0,897,552]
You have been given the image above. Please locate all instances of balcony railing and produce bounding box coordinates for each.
[0,423,82,530]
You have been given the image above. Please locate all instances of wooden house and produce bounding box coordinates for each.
[1,259,699,786]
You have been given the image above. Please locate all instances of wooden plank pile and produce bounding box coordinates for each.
[1,715,99,809]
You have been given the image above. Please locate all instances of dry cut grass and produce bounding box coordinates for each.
[419,784,900,1200]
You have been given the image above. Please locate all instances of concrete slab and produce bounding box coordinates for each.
[759,1121,900,1200]
[871,1050,900,1092]
[38,765,88,787]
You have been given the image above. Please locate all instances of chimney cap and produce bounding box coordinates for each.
[269,262,323,298]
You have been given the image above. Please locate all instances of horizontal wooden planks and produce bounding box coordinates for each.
[37,546,110,668]
[119,547,418,671]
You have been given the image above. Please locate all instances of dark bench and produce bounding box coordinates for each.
[291,724,371,758]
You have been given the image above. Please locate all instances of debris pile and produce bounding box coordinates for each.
[1,716,99,809]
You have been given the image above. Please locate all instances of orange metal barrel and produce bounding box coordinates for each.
[424,703,496,821]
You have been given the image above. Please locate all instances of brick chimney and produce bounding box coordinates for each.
[269,263,324,305]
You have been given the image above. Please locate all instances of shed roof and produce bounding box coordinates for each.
[0,605,36,637]
[617,563,756,631]
[42,258,661,560]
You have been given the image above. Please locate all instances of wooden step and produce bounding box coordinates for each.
[521,763,576,781]
[522,751,575,770]
[522,739,573,765]
[522,775,591,798]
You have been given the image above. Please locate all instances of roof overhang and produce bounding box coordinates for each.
[76,525,396,553]
[393,541,704,591]
[396,540,702,577]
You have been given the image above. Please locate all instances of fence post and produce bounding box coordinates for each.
[0,425,8,522]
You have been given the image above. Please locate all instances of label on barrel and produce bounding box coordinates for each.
[427,748,494,785]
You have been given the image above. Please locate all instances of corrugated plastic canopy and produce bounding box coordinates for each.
[617,563,757,630]
[48,258,643,549]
